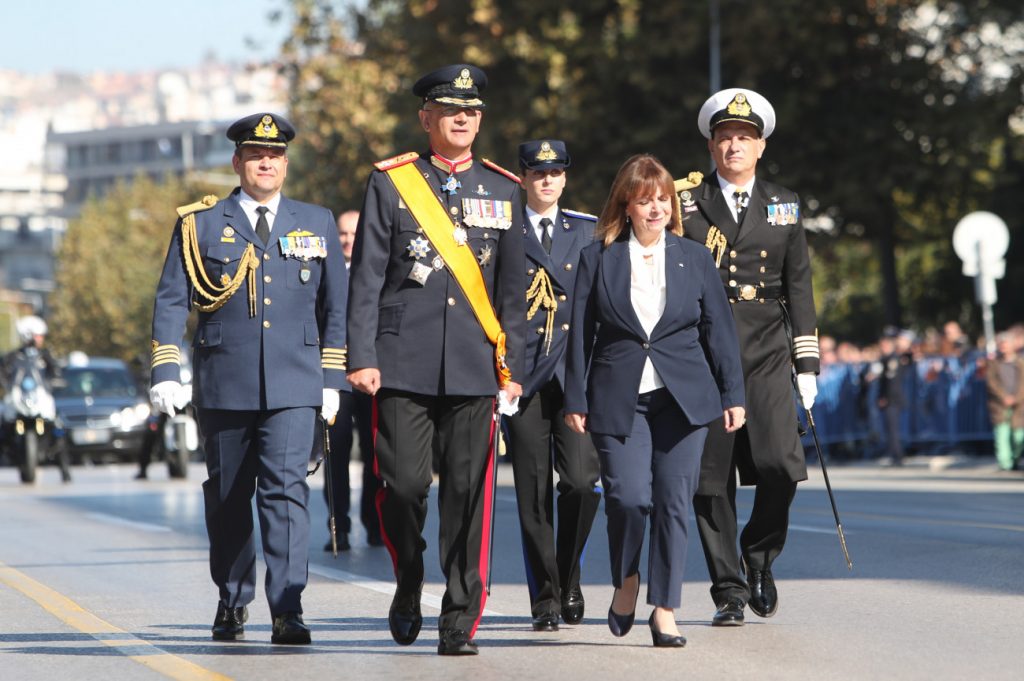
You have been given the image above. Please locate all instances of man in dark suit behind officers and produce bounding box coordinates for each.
[346,64,526,656]
[677,89,820,627]
[505,139,601,632]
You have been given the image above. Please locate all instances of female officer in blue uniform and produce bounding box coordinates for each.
[564,154,745,647]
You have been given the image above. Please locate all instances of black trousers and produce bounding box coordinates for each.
[322,390,382,539]
[505,379,601,616]
[694,418,798,607]
[374,389,496,635]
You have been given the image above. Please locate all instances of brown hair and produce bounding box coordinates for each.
[595,154,683,247]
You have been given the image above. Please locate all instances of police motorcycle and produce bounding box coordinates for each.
[1,318,67,483]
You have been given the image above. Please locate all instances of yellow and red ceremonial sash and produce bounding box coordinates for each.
[381,161,512,387]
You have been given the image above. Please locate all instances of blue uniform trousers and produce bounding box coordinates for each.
[198,406,314,616]
[591,388,706,609]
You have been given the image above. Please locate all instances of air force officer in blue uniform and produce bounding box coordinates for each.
[564,155,745,647]
[149,113,349,645]
[506,139,601,632]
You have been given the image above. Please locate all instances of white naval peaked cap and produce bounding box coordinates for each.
[698,88,776,139]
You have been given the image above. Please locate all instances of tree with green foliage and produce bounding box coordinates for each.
[48,174,221,372]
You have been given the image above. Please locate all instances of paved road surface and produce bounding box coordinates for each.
[1,455,1021,681]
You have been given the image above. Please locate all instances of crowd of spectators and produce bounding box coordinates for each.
[809,321,1024,470]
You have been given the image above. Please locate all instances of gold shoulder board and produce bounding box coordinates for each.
[176,195,219,218]
[481,158,522,184]
[375,152,420,171]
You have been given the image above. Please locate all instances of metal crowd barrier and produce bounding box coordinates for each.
[801,352,993,457]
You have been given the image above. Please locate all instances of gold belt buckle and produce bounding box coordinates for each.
[739,284,757,301]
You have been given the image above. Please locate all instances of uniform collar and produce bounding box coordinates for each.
[716,174,756,199]
[237,188,282,216]
[430,150,474,174]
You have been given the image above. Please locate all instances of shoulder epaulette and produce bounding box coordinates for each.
[562,209,598,222]
[481,158,521,184]
[674,171,704,193]
[375,152,419,172]
[176,195,219,218]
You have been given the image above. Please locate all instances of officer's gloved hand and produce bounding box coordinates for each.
[321,389,340,424]
[797,372,818,410]
[151,381,183,417]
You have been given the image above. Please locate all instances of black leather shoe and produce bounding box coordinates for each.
[437,628,478,656]
[560,584,585,624]
[271,612,311,644]
[323,534,351,552]
[211,602,247,641]
[648,612,686,648]
[607,580,639,638]
[711,598,745,627]
[747,567,778,618]
[531,612,559,632]
[388,585,422,645]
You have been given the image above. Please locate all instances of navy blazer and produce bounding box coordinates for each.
[563,232,745,437]
[520,207,597,397]
[151,189,349,410]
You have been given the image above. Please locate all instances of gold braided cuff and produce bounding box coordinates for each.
[151,343,181,369]
[321,347,348,371]
[704,227,727,268]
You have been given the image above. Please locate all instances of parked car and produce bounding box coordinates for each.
[53,356,152,464]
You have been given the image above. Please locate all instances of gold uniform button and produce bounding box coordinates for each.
[760,250,768,258]
[263,321,271,328]
[222,257,230,263]
[527,268,535,275]
[728,279,737,287]
[729,265,737,272]
[264,298,271,305]
[264,275,272,283]
[536,327,545,335]
[447,297,456,306]
[564,263,573,271]
[760,266,766,273]
[263,253,271,261]
[561,323,570,331]
[199,338,206,345]
[730,250,737,258]
[450,206,459,215]
[559,294,567,302]
[642,342,650,350]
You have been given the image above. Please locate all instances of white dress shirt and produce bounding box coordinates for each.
[628,228,667,393]
[717,175,756,224]
[238,189,282,235]
[525,204,559,244]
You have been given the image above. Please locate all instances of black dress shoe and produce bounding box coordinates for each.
[648,612,686,648]
[607,580,639,637]
[560,584,585,624]
[388,585,422,645]
[711,598,745,627]
[271,612,311,644]
[531,612,559,632]
[212,602,248,641]
[437,628,478,656]
[323,534,351,552]
[747,567,778,618]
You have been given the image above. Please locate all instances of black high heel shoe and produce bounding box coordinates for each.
[607,579,639,637]
[648,612,686,648]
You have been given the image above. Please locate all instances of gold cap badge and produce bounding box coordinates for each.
[253,114,280,140]
[536,141,557,162]
[453,68,474,90]
[726,93,751,117]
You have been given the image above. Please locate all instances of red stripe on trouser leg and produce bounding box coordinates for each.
[371,394,399,576]
[469,405,497,638]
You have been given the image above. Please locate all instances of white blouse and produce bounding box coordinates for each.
[628,228,667,393]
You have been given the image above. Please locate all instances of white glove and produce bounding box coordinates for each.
[797,372,817,410]
[321,389,340,424]
[497,389,519,416]
[150,381,187,417]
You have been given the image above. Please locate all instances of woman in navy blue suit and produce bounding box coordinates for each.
[564,155,745,647]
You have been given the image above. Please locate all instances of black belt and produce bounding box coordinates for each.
[724,284,782,301]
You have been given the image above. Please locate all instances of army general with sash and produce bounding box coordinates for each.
[346,64,526,656]
[676,90,820,627]
[505,139,601,632]
[149,113,348,644]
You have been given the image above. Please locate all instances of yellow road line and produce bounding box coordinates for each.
[0,561,231,681]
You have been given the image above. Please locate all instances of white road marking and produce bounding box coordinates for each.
[789,523,843,535]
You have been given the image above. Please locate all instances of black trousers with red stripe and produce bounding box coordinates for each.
[373,389,496,635]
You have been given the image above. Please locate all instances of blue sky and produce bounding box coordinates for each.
[3,0,292,73]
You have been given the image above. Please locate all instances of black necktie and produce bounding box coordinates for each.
[540,217,553,254]
[733,190,748,223]
[255,206,270,245]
